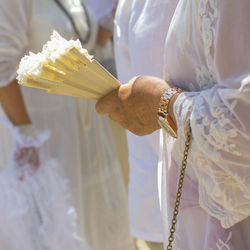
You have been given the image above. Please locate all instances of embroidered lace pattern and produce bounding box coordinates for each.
[173,0,249,234]
[196,0,218,90]
[166,0,250,248]
[192,95,240,157]
[192,0,240,157]
[211,231,232,250]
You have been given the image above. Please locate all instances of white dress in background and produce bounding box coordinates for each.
[0,0,133,249]
[114,0,178,242]
[115,0,250,249]
[87,0,115,25]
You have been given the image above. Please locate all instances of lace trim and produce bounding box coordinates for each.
[213,231,232,250]
[197,167,248,228]
[196,0,218,90]
[192,96,241,156]
[195,65,216,90]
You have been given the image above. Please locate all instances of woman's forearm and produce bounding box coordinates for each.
[0,79,31,125]
[97,25,113,47]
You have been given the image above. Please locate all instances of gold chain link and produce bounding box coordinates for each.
[166,122,192,250]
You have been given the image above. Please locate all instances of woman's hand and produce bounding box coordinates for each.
[96,76,172,136]
[12,124,41,179]
[13,144,39,176]
[11,125,50,180]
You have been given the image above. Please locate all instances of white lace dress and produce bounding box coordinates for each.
[159,0,250,249]
[115,0,250,248]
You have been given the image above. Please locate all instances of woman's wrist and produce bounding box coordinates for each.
[157,87,182,138]
[97,25,113,47]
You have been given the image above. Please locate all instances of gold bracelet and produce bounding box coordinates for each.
[158,87,182,119]
[158,87,182,138]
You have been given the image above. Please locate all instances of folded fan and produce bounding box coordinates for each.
[17,31,121,100]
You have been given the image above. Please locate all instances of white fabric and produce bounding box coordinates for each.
[87,0,116,31]
[161,0,250,248]
[0,0,133,249]
[0,159,89,250]
[15,124,37,137]
[115,0,250,249]
[87,0,115,20]
[114,0,178,242]
[0,120,86,249]
[167,0,250,227]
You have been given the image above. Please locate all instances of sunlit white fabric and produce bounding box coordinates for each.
[115,0,250,249]
[87,0,115,20]
[114,0,179,242]
[161,0,250,249]
[0,158,90,250]
[87,0,116,31]
[0,0,133,249]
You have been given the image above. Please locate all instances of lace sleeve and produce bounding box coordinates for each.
[173,0,250,229]
[0,0,32,86]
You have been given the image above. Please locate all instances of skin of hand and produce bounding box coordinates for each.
[96,76,176,136]
[14,145,39,181]
[14,145,40,174]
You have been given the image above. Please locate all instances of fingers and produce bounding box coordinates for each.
[13,146,40,169]
[29,147,40,168]
[96,88,120,114]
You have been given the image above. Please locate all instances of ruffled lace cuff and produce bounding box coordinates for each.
[173,91,197,142]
